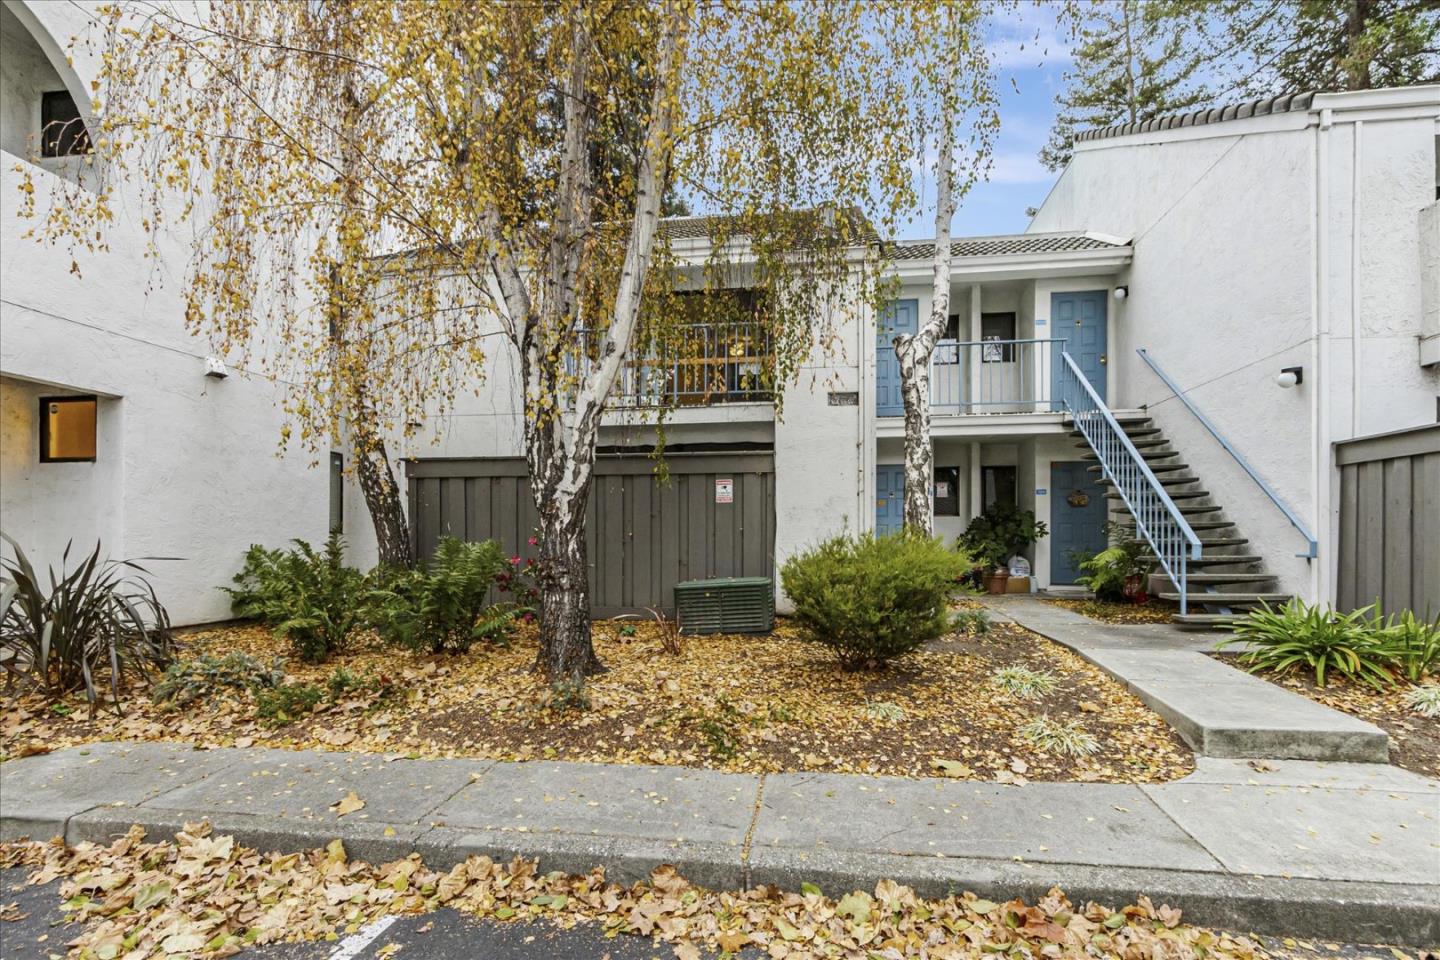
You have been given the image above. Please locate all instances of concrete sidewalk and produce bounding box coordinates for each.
[980,596,1392,762]
[2,743,1437,944]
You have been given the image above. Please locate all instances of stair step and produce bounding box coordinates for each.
[1099,475,1199,488]
[1113,503,1222,516]
[1105,489,1209,501]
[1148,554,1263,565]
[1070,426,1162,439]
[1081,449,1181,463]
[1158,592,1291,605]
[1075,437,1170,450]
[1089,462,1190,474]
[1183,572,1278,584]
[1117,519,1236,531]
[1135,538,1251,550]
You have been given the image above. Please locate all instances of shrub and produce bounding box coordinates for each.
[1380,610,1440,682]
[225,533,366,663]
[1018,716,1100,756]
[253,683,325,725]
[152,652,284,708]
[991,665,1058,699]
[780,531,967,669]
[1075,547,1149,602]
[951,608,992,636]
[1219,600,1396,689]
[367,537,518,654]
[958,504,1047,571]
[1,536,173,713]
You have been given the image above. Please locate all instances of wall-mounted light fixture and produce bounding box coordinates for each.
[1112,285,1128,300]
[1276,365,1304,388]
[203,356,228,379]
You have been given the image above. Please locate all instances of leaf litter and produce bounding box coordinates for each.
[2,620,1192,783]
[1,824,1274,960]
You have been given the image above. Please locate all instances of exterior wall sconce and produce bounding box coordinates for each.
[1112,285,1128,300]
[203,356,228,379]
[1276,365,1304,388]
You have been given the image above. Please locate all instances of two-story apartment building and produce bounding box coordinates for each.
[3,0,1436,625]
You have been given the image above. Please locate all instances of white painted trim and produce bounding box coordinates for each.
[875,411,1069,439]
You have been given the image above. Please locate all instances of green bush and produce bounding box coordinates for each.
[225,533,366,663]
[367,537,518,654]
[1379,609,1440,682]
[153,652,285,708]
[253,682,325,725]
[780,531,967,670]
[958,504,1047,571]
[1,536,173,713]
[1219,600,1396,689]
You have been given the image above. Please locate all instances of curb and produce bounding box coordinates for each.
[8,808,1438,946]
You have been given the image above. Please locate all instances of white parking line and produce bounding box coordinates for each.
[328,915,398,960]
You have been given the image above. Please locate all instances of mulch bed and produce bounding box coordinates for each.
[1044,598,1179,625]
[1212,655,1439,777]
[1,620,1193,784]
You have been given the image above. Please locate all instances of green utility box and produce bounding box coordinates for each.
[673,576,775,635]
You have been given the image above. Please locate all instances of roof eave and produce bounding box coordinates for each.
[887,244,1132,281]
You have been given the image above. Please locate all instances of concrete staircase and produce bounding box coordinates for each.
[1071,414,1292,628]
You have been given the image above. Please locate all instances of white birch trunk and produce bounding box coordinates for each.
[894,115,957,536]
[483,4,686,688]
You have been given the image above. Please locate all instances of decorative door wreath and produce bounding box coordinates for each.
[1065,489,1090,508]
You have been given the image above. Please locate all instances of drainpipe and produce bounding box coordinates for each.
[1350,120,1363,439]
[1313,108,1334,606]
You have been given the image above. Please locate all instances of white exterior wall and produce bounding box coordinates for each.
[1030,90,1440,604]
[0,1,331,624]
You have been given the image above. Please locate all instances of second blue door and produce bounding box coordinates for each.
[1050,461,1108,584]
[1050,291,1108,403]
[876,299,917,416]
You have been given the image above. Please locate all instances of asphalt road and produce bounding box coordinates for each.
[1,867,1423,960]
[0,868,717,960]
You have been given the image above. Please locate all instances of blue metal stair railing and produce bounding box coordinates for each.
[1136,348,1318,558]
[1057,351,1203,614]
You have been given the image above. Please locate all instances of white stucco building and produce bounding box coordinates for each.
[2,0,1436,625]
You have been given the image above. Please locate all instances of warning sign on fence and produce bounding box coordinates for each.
[715,478,734,503]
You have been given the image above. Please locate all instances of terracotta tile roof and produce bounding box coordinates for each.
[881,232,1127,261]
[1073,91,1318,144]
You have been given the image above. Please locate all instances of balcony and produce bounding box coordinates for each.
[585,321,774,409]
[876,338,1061,416]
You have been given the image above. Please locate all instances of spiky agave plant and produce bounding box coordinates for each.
[1,535,173,715]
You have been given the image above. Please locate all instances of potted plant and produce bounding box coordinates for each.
[1075,524,1152,603]
[959,504,1049,595]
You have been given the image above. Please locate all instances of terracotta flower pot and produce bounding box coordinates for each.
[985,569,1011,595]
[1122,573,1148,604]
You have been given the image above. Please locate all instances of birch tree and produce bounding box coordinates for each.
[893,4,1000,535]
[22,0,997,692]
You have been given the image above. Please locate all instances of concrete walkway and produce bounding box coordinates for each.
[979,596,1392,763]
[2,743,1436,944]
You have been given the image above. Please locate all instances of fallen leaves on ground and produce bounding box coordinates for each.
[0,825,1270,960]
[331,792,365,817]
[1044,599,1178,624]
[2,620,1192,783]
[1212,657,1439,778]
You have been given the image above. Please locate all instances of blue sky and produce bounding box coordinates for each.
[894,5,1074,240]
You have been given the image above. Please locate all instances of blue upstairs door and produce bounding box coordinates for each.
[1050,291,1108,403]
[1050,461,1109,584]
[876,299,918,416]
[875,464,905,535]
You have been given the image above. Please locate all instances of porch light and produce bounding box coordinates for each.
[1112,285,1128,300]
[1276,366,1304,388]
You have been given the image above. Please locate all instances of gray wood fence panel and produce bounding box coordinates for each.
[1335,425,1440,617]
[407,456,775,616]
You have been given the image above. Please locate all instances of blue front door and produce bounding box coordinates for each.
[875,464,905,535]
[1050,291,1108,403]
[876,299,918,416]
[1050,461,1108,584]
